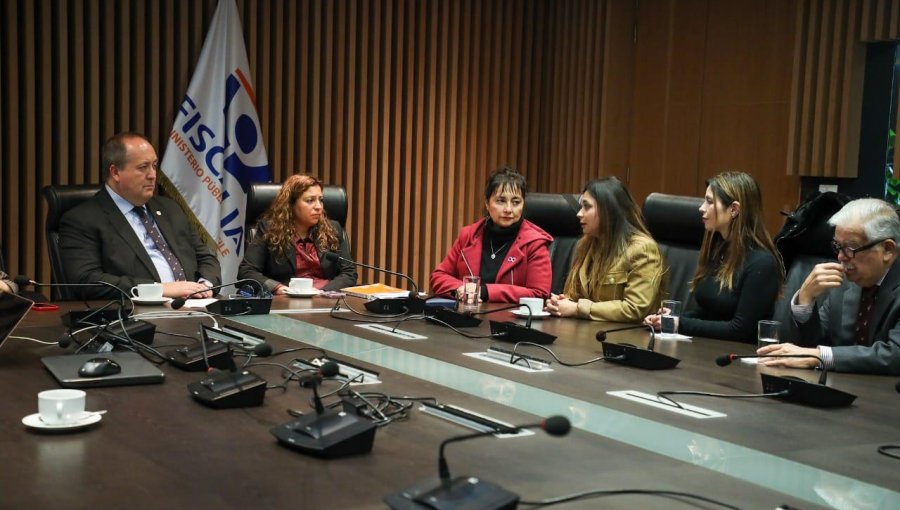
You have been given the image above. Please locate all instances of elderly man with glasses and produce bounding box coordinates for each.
[758,198,900,374]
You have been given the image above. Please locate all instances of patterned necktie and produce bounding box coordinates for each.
[133,206,187,281]
[853,285,878,346]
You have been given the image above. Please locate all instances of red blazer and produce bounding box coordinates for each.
[430,218,553,303]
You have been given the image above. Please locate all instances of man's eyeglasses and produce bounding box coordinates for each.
[830,238,891,258]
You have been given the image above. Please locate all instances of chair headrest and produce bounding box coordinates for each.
[43,185,103,231]
[524,192,582,237]
[246,182,348,229]
[642,193,705,247]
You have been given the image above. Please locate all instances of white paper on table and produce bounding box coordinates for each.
[182,298,218,308]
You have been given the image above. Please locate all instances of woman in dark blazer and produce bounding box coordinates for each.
[239,174,357,294]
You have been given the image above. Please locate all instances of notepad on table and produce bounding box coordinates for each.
[341,283,411,300]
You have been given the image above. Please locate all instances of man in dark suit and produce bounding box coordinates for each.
[59,132,221,300]
[759,198,900,375]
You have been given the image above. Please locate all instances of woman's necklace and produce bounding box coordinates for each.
[490,240,508,260]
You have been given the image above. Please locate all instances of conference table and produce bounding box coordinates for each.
[1,295,898,509]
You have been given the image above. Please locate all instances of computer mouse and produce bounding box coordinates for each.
[78,357,122,377]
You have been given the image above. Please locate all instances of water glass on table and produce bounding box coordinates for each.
[744,320,780,364]
[460,276,481,312]
[660,300,681,335]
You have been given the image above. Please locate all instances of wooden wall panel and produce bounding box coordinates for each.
[0,0,620,290]
[700,0,800,223]
[0,0,852,292]
[787,0,900,178]
[630,0,800,234]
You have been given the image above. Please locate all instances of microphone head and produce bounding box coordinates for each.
[320,360,340,378]
[170,298,187,310]
[595,330,607,342]
[322,252,340,264]
[14,275,33,287]
[252,342,273,357]
[541,416,571,436]
[58,333,73,349]
[715,354,734,367]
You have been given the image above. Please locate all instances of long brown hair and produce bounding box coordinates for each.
[564,177,661,297]
[259,174,340,259]
[693,171,784,291]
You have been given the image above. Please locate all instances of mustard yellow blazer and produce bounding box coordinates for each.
[569,234,664,322]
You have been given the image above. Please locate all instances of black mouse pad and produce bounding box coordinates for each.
[41,352,165,388]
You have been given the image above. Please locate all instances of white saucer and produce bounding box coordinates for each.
[284,289,321,298]
[512,309,551,319]
[131,297,172,305]
[22,412,102,431]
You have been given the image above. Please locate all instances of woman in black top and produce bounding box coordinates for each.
[645,171,784,343]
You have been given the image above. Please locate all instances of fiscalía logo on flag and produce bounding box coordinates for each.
[169,67,269,255]
[160,0,270,289]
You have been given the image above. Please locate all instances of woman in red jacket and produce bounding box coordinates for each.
[430,167,553,303]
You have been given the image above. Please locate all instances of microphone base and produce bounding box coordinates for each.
[761,373,857,408]
[205,298,272,316]
[62,309,123,328]
[271,409,377,458]
[384,475,519,510]
[98,318,157,346]
[364,297,426,315]
[426,308,483,328]
[166,341,235,372]
[489,321,556,345]
[600,342,680,370]
[187,370,267,408]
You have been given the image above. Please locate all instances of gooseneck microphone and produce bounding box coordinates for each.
[384,415,571,509]
[594,324,653,342]
[270,360,377,458]
[187,341,273,409]
[437,416,570,482]
[716,352,857,408]
[19,276,158,354]
[250,342,274,358]
[427,302,526,331]
[17,276,133,315]
[479,303,557,345]
[322,251,418,295]
[170,278,266,310]
[595,324,680,370]
[321,252,425,314]
[305,361,340,414]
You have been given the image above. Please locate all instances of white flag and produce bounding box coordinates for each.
[160,0,269,291]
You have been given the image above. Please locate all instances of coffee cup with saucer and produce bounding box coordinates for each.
[22,389,104,432]
[285,278,319,297]
[513,297,550,319]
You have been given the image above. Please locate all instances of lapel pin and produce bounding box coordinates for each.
[508,256,516,263]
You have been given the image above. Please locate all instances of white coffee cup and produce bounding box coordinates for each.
[289,277,314,292]
[38,389,86,425]
[519,297,545,315]
[131,282,164,299]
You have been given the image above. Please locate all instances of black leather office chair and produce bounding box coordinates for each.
[42,184,103,300]
[642,193,706,309]
[245,182,350,246]
[523,192,582,294]
[771,193,848,343]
